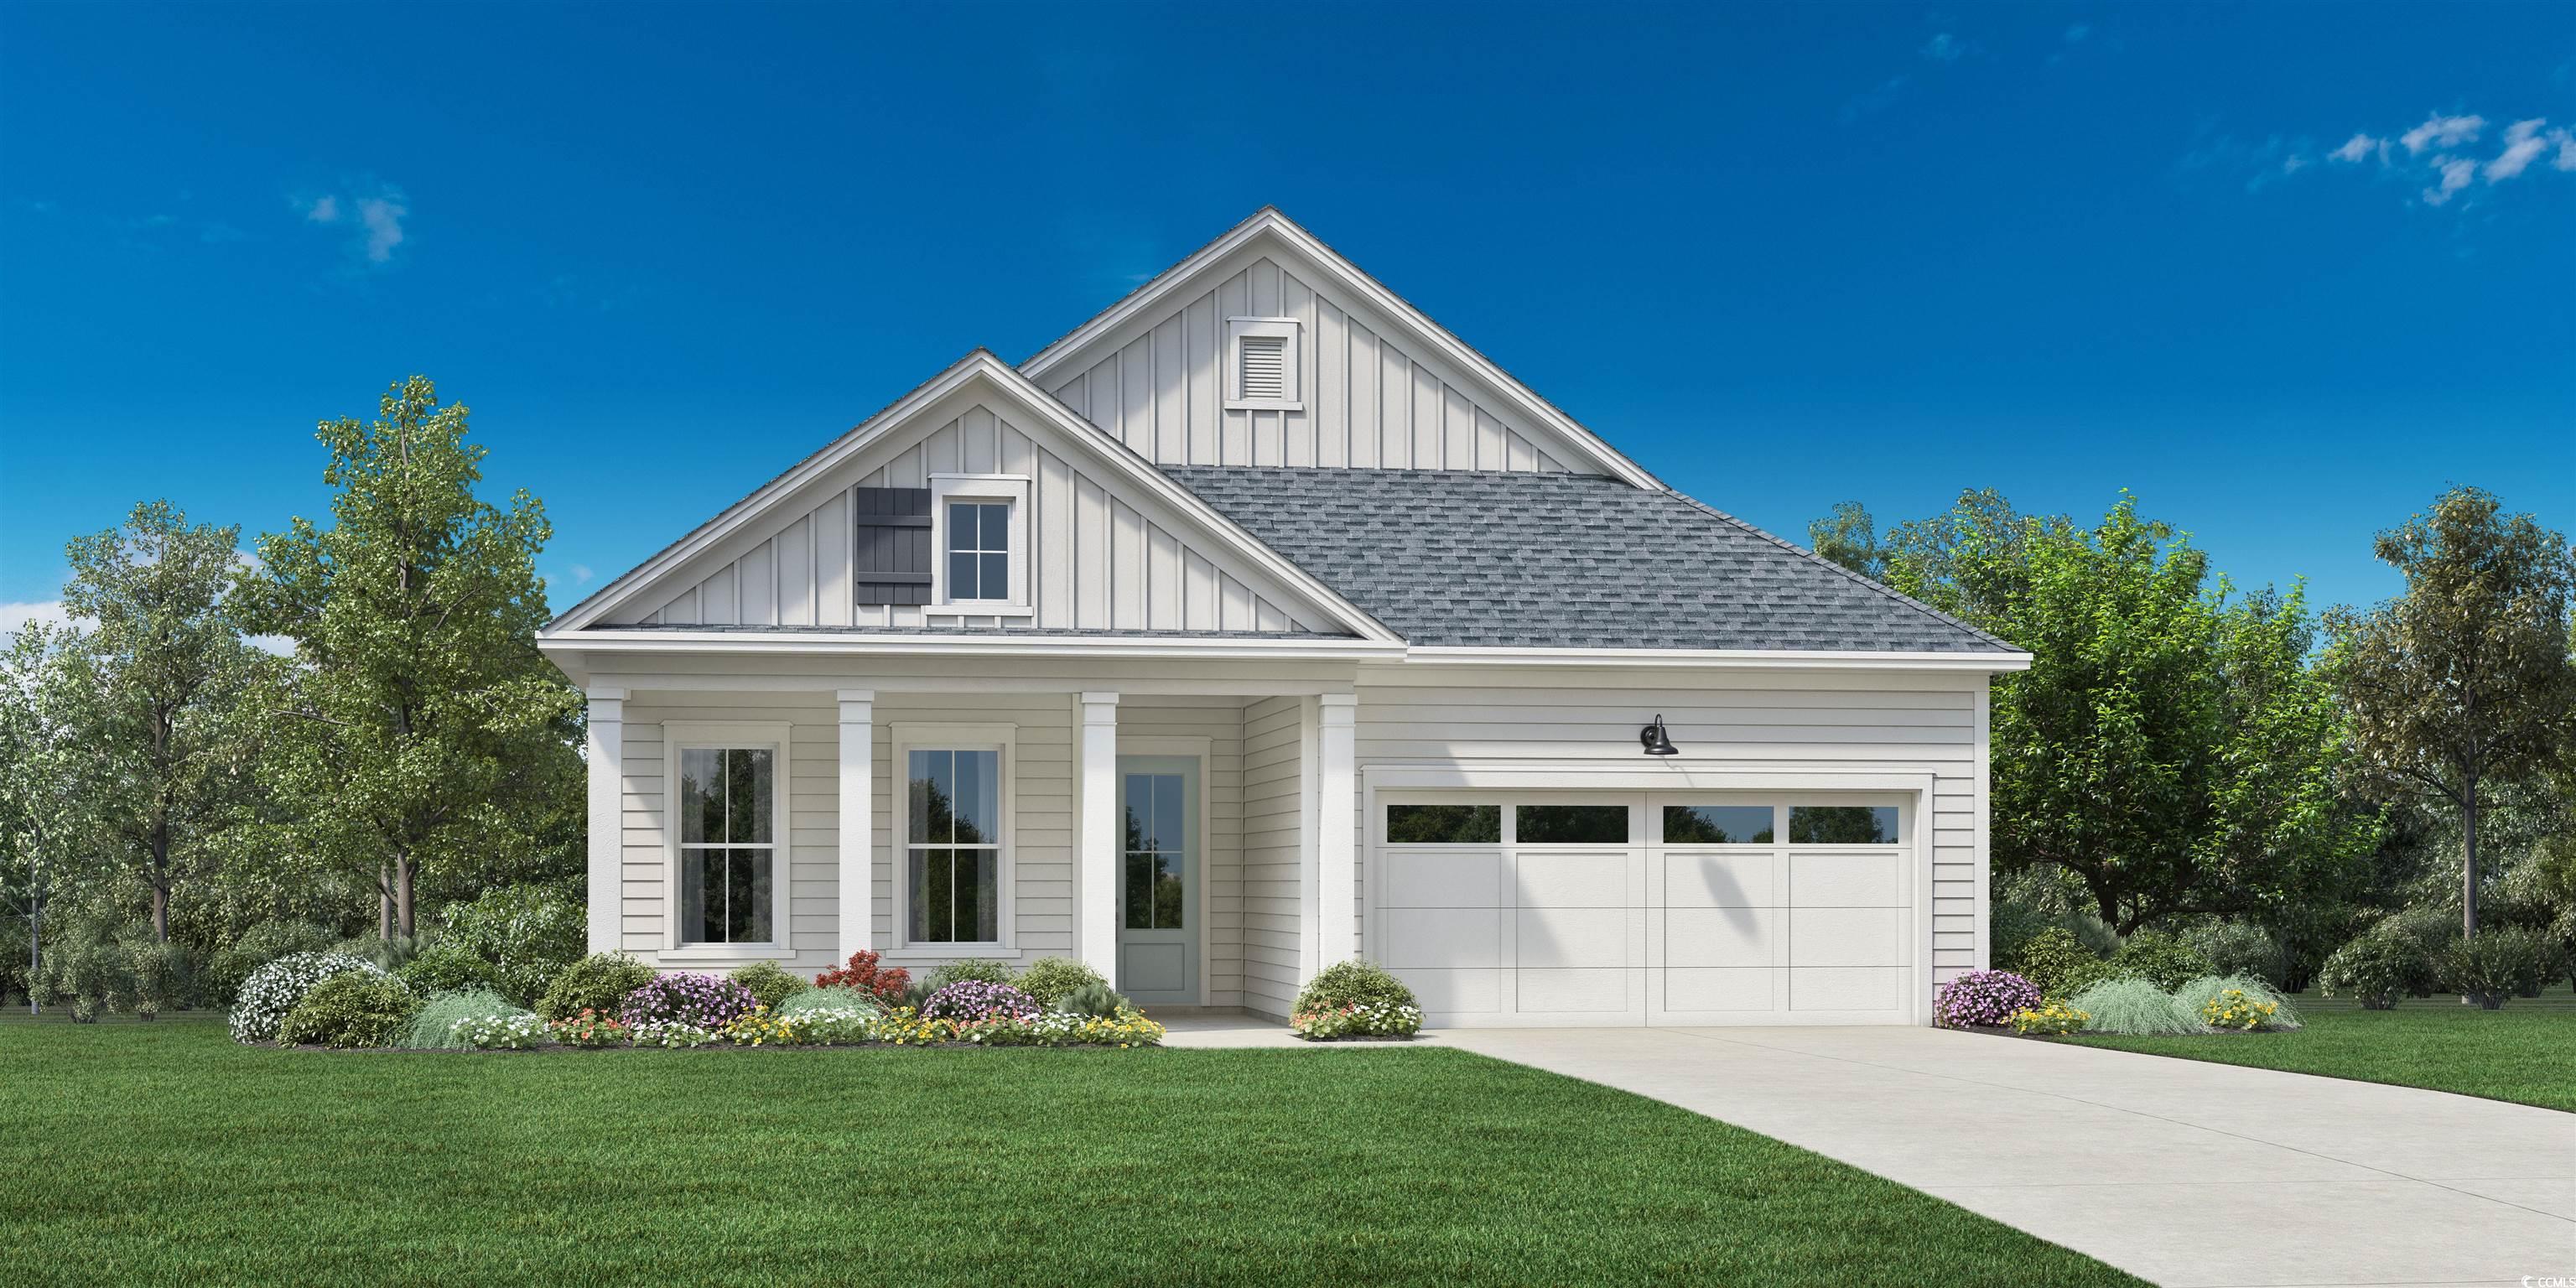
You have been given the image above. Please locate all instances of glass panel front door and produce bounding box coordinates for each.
[1117,756,1199,1005]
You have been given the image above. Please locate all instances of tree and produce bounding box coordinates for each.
[1807,501,1884,579]
[234,377,582,939]
[1887,491,2376,932]
[59,501,273,941]
[0,625,106,1013]
[2329,487,2576,940]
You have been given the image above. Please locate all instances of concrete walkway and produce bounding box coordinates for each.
[1436,1026,2574,1288]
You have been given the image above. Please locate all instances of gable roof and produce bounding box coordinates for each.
[542,351,1400,641]
[1018,206,1665,491]
[1161,467,2019,654]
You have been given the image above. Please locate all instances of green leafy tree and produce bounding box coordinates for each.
[0,625,106,1012]
[234,377,582,939]
[1806,501,1884,579]
[2328,488,2576,939]
[1887,491,2375,932]
[60,501,275,942]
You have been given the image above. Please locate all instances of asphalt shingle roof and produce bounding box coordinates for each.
[1165,467,2018,653]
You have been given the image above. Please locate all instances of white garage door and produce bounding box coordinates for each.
[1374,792,1920,1026]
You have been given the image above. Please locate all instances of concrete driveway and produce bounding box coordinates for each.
[1441,1026,2573,1288]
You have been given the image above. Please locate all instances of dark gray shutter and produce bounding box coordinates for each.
[852,486,932,606]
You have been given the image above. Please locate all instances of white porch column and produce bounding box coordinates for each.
[837,689,875,963]
[583,686,626,954]
[1078,692,1121,983]
[1316,693,1358,971]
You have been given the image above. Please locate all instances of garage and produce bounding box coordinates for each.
[1370,792,1926,1026]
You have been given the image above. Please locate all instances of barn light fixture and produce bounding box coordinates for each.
[1640,714,1680,756]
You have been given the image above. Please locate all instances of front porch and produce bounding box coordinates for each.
[579,671,1360,1020]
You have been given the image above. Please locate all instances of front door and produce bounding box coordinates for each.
[1116,756,1199,1005]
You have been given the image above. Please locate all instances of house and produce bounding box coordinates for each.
[536,208,2029,1026]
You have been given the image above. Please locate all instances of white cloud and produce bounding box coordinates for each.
[354,194,407,262]
[2328,133,2381,164]
[1920,33,1968,62]
[2421,156,2477,205]
[2485,118,2550,180]
[304,195,340,223]
[569,564,595,585]
[2400,112,2485,154]
[0,600,73,640]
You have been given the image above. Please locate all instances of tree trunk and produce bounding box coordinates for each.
[26,902,39,1018]
[151,822,172,942]
[395,854,416,940]
[2461,792,2480,941]
[378,862,392,942]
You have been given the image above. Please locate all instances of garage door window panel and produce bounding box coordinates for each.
[1662,804,1776,844]
[1514,804,1629,844]
[1386,804,1500,844]
[1787,805,1900,844]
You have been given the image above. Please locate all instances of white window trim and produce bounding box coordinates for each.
[891,721,1017,953]
[661,720,796,961]
[1225,316,1302,412]
[927,473,1033,617]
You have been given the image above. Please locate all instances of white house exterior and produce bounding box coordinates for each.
[537,209,2029,1026]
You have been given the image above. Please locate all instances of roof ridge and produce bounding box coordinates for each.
[1655,486,2021,652]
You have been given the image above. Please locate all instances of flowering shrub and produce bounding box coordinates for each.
[231,952,383,1045]
[1934,969,2042,1028]
[622,971,759,1030]
[1292,960,1415,1014]
[813,948,911,1005]
[630,1020,719,1048]
[862,1004,1163,1047]
[549,1009,632,1048]
[2199,988,2283,1032]
[1291,1001,1423,1041]
[719,1006,802,1046]
[918,979,1041,1024]
[449,1012,548,1049]
[2009,1001,2090,1036]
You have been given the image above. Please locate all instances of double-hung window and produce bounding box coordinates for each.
[903,740,1007,945]
[673,736,787,948]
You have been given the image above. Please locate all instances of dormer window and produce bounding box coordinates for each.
[1225,317,1302,411]
[927,474,1031,615]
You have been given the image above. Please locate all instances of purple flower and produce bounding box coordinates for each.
[1935,969,2042,1028]
[918,980,1041,1024]
[623,972,758,1029]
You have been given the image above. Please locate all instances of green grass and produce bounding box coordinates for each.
[0,1015,2140,1287]
[2060,993,2576,1112]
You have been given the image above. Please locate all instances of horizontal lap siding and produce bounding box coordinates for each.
[617,691,1078,974]
[1047,255,1571,475]
[1240,695,1303,1019]
[1350,675,1986,998]
[1119,696,1248,1008]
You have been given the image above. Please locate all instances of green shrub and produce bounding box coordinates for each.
[2181,923,2286,987]
[229,952,381,1043]
[439,884,586,1005]
[1292,959,1417,1015]
[1051,981,1135,1018]
[405,987,538,1050]
[2012,927,2116,1000]
[1015,957,1109,1006]
[2440,927,2550,1009]
[2067,978,2201,1036]
[34,933,130,1023]
[924,958,1016,990]
[2106,930,2217,992]
[122,936,185,1021]
[2316,934,2427,1009]
[729,960,809,1010]
[2173,974,2299,1031]
[2367,907,2458,995]
[535,952,657,1021]
[203,920,336,1007]
[279,971,422,1048]
[396,944,504,997]
[777,984,883,1017]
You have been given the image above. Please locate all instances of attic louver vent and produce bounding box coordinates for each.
[852,486,932,605]
[1238,334,1288,401]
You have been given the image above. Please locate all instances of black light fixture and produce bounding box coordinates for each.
[1640,714,1680,756]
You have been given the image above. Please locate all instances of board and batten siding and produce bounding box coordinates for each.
[1345,672,1987,989]
[1050,255,1574,476]
[630,402,1327,635]
[1239,695,1306,1018]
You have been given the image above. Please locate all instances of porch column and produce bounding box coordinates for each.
[583,686,626,954]
[1316,693,1358,970]
[837,689,875,963]
[1078,692,1121,983]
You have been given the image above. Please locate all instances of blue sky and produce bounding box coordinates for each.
[4,2,2571,631]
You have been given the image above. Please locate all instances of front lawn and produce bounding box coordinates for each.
[0,1015,2138,1286]
[2060,994,2576,1112]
